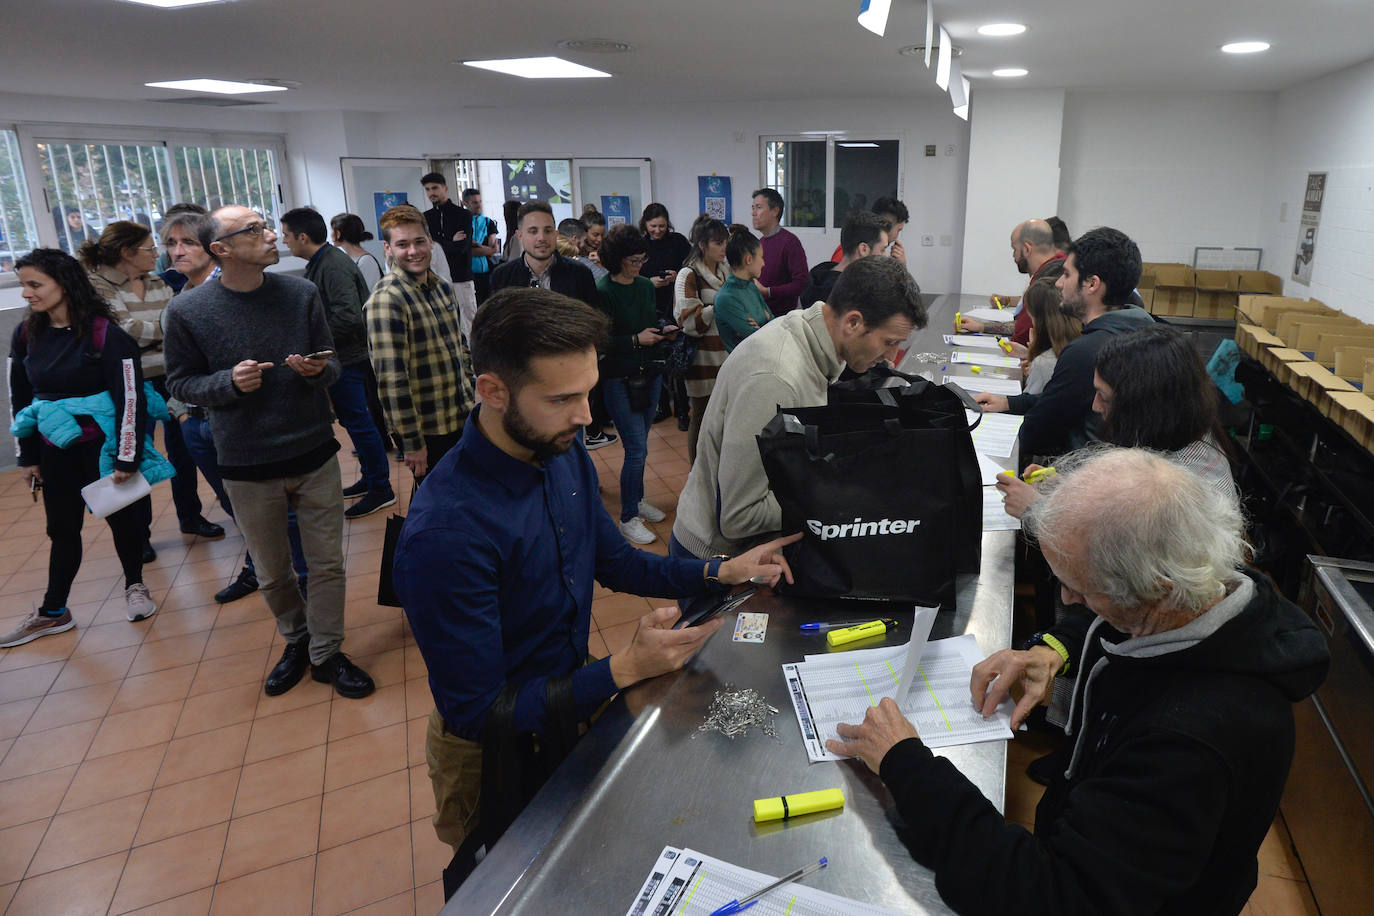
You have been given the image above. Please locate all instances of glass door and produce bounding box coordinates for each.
[573,159,653,227]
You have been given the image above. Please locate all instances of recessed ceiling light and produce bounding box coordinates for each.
[977,23,1026,37]
[121,0,224,7]
[145,79,289,95]
[1222,41,1270,54]
[462,57,611,79]
[993,68,1029,78]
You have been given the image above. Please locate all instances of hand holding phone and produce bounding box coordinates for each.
[304,350,334,361]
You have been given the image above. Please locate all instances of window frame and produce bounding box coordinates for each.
[758,132,905,234]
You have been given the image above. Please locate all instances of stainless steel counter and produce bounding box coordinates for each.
[446,293,1020,915]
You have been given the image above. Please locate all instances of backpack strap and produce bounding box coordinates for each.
[91,315,109,352]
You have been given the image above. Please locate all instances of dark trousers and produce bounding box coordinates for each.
[330,365,393,494]
[182,414,307,581]
[415,431,462,487]
[474,273,491,306]
[588,381,610,437]
[38,438,150,609]
[150,375,202,524]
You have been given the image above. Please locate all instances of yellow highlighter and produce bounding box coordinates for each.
[826,618,898,648]
[1023,466,1057,484]
[754,788,845,823]
[994,296,1005,309]
[997,337,1014,354]
[954,311,962,330]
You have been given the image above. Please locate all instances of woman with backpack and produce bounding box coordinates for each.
[2,248,156,648]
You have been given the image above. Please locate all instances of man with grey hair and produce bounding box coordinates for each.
[827,448,1328,915]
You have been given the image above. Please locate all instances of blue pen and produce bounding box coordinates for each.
[709,858,828,916]
[800,619,877,632]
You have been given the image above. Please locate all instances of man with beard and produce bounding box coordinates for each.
[973,226,1153,458]
[365,204,475,481]
[956,218,1065,347]
[394,288,800,883]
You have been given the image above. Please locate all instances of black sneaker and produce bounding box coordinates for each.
[677,415,690,431]
[215,566,259,603]
[264,637,311,696]
[342,478,368,498]
[180,516,226,539]
[142,541,157,564]
[311,652,376,698]
[344,490,398,520]
[585,430,618,451]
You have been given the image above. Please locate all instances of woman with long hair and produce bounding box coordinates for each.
[501,199,524,263]
[330,213,384,290]
[595,225,677,545]
[674,216,730,463]
[639,203,693,429]
[2,249,156,647]
[1022,277,1081,395]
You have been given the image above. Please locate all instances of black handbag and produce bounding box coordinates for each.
[757,370,983,609]
[376,476,412,607]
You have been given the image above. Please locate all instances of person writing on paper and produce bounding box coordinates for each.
[3,249,156,648]
[973,227,1153,462]
[997,324,1234,518]
[827,448,1329,916]
[672,256,926,561]
[955,218,1065,347]
[393,288,799,890]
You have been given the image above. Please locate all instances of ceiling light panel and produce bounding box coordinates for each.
[122,0,224,7]
[993,68,1029,78]
[145,78,288,94]
[462,57,611,79]
[1221,41,1270,54]
[977,23,1026,37]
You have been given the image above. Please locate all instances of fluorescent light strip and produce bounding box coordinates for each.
[977,23,1026,37]
[145,78,288,94]
[993,68,1029,78]
[463,57,611,79]
[857,0,892,37]
[1221,41,1270,54]
[122,0,224,7]
[838,142,880,148]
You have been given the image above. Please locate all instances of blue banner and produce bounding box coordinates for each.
[373,191,409,230]
[698,175,732,224]
[601,195,633,227]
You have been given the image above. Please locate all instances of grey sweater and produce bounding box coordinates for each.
[672,304,844,558]
[163,273,341,469]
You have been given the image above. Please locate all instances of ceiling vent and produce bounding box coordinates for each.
[555,38,633,53]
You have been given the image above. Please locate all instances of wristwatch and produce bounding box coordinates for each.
[704,555,729,583]
[1020,630,1071,676]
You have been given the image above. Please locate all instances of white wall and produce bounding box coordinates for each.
[1058,90,1274,267]
[961,90,1065,296]
[362,97,972,293]
[1261,58,1374,323]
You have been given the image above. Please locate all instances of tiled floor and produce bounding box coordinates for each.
[0,421,1319,914]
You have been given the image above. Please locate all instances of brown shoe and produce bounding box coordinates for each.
[0,608,75,648]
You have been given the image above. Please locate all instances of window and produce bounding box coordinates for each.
[36,141,174,253]
[760,135,902,230]
[0,130,41,274]
[173,145,280,224]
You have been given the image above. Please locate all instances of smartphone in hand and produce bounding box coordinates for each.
[304,350,335,361]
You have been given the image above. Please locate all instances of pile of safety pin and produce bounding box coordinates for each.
[697,684,781,740]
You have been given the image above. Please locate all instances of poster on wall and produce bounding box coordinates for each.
[698,175,732,224]
[1292,172,1326,285]
[504,159,572,204]
[373,191,409,229]
[601,195,632,227]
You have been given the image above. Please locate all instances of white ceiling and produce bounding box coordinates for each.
[3,0,1373,112]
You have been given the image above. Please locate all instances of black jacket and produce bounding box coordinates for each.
[489,253,598,307]
[426,200,474,283]
[1005,305,1155,458]
[879,568,1329,916]
[800,261,840,308]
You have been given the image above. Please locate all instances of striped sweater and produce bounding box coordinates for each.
[673,261,729,399]
[88,264,174,378]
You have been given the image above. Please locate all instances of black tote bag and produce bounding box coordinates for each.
[757,373,983,609]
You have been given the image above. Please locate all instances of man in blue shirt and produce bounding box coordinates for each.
[395,287,798,868]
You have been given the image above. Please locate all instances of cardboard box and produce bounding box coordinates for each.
[1194,291,1240,319]
[1151,287,1196,317]
[1195,269,1240,291]
[1137,288,1155,311]
[1300,364,1357,410]
[1366,357,1374,394]
[1315,328,1374,367]
[1327,391,1374,440]
[1262,347,1310,375]
[1333,346,1374,381]
[1274,311,1360,349]
[1236,270,1284,295]
[1235,324,1285,360]
[1141,263,1193,289]
[1282,359,1320,391]
[1239,296,1334,332]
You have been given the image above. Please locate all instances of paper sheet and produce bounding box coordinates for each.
[943,333,1002,350]
[946,374,1023,396]
[896,607,939,701]
[965,410,1024,457]
[627,847,906,916]
[950,349,1021,369]
[960,306,1015,323]
[977,451,1012,485]
[982,486,1022,531]
[783,633,1015,763]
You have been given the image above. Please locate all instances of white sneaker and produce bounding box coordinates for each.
[620,517,657,545]
[125,583,157,622]
[638,500,666,523]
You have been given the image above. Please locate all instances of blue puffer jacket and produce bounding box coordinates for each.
[10,382,177,485]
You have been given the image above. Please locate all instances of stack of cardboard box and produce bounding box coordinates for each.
[1139,264,1284,320]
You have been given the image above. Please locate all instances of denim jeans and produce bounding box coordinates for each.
[150,375,202,524]
[181,414,307,581]
[330,365,392,494]
[602,374,661,522]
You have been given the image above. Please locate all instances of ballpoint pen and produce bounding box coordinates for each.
[799,618,878,632]
[708,857,828,916]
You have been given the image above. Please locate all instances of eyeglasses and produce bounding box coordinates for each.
[624,255,648,266]
[215,223,268,242]
[137,244,158,252]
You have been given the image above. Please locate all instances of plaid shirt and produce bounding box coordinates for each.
[365,264,474,451]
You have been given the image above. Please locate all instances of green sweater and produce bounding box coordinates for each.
[713,273,773,352]
[596,275,659,378]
